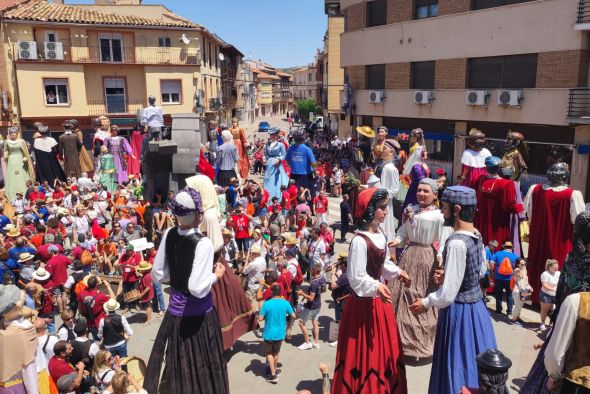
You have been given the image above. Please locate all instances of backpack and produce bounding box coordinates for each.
[82,294,98,321]
[290,262,304,286]
[497,257,514,276]
[81,249,93,266]
[0,262,14,285]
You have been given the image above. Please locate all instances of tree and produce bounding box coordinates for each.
[296,99,318,120]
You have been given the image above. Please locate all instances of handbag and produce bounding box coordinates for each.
[519,288,532,301]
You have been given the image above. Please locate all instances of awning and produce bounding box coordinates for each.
[387,129,455,142]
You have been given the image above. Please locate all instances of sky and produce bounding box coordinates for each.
[66,0,326,69]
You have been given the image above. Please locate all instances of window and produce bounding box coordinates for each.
[161,80,181,104]
[99,33,123,62]
[158,37,171,47]
[308,73,312,82]
[415,0,438,19]
[366,64,386,90]
[366,0,387,27]
[104,78,126,113]
[208,42,212,67]
[44,79,69,105]
[473,0,534,10]
[201,39,206,63]
[411,61,435,89]
[468,54,538,89]
[45,31,57,43]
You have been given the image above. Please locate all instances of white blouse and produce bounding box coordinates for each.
[348,231,400,298]
[394,207,452,259]
[153,227,217,299]
[460,148,492,168]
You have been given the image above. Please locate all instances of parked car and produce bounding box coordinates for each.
[258,121,270,132]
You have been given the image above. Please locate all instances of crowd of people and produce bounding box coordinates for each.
[0,114,588,394]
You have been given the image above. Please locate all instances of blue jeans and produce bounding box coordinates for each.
[107,343,128,358]
[494,278,513,315]
[152,280,166,313]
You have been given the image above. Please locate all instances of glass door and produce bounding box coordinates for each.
[104,78,126,114]
[99,33,123,62]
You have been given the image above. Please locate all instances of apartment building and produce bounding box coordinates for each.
[247,60,291,117]
[292,65,317,101]
[2,0,228,135]
[339,0,590,197]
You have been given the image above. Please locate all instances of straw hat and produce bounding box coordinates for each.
[136,261,152,272]
[82,275,102,286]
[356,126,376,138]
[284,235,298,246]
[46,197,54,203]
[222,229,233,237]
[338,252,349,260]
[18,252,35,263]
[103,298,120,313]
[6,228,20,238]
[33,267,51,281]
[250,246,262,255]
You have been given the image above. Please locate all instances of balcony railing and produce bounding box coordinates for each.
[578,0,590,23]
[14,42,200,66]
[567,88,590,123]
[88,99,144,117]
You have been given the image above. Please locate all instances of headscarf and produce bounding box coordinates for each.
[356,188,389,231]
[554,211,590,321]
[169,187,203,217]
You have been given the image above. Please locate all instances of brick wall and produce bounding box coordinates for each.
[435,58,468,89]
[388,0,414,24]
[347,3,365,31]
[438,0,472,16]
[537,50,589,88]
[386,63,411,89]
[347,65,366,90]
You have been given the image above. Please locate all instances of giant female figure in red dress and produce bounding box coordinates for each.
[333,188,409,394]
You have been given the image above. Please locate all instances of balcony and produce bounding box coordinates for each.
[88,99,144,117]
[576,0,590,28]
[567,88,590,124]
[14,42,200,66]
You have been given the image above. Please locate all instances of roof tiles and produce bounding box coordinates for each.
[4,0,198,28]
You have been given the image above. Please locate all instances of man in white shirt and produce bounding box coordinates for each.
[307,229,327,267]
[142,95,164,141]
[243,246,266,310]
[34,318,58,368]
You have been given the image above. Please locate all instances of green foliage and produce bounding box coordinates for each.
[296,99,318,120]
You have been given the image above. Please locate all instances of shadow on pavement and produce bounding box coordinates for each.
[244,358,267,378]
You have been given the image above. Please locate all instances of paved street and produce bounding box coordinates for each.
[117,117,544,393]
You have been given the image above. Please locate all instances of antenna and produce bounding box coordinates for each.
[181,33,191,45]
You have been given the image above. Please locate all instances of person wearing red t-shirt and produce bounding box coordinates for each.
[28,187,45,205]
[118,244,141,309]
[277,260,292,297]
[48,341,85,393]
[257,269,288,301]
[259,187,270,216]
[287,180,298,205]
[228,205,253,259]
[136,262,154,324]
[78,276,113,336]
[313,190,329,226]
[46,245,71,312]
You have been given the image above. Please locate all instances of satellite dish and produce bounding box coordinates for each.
[181,33,191,45]
[218,53,225,62]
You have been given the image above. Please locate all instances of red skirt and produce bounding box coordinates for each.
[333,295,407,394]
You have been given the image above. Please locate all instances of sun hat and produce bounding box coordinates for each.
[250,246,261,255]
[18,253,35,263]
[366,175,381,188]
[33,267,51,281]
[6,228,20,238]
[284,235,298,246]
[0,284,21,315]
[82,275,102,286]
[136,261,153,272]
[222,229,233,237]
[356,126,376,138]
[103,298,120,313]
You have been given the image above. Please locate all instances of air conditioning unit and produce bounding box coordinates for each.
[497,89,523,107]
[466,90,490,106]
[17,41,37,60]
[44,41,64,60]
[368,90,385,103]
[413,90,433,105]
